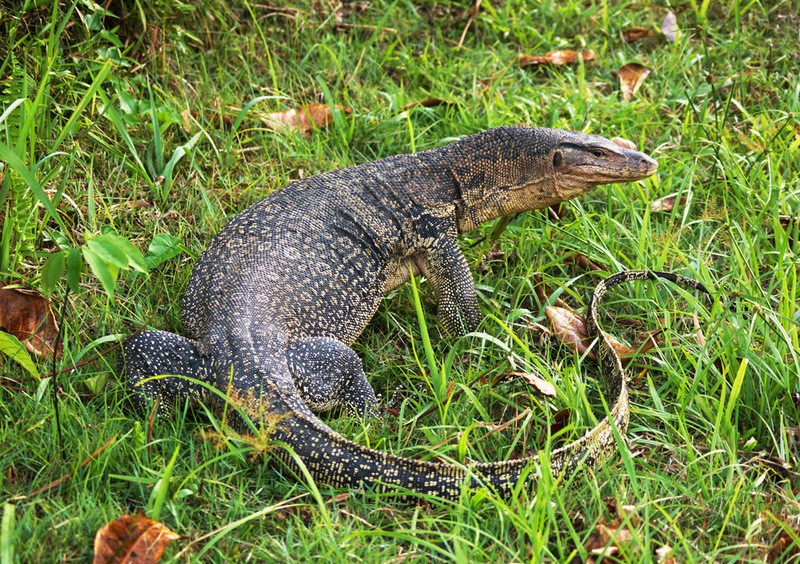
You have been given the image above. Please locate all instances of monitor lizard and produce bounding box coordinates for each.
[122,125,708,499]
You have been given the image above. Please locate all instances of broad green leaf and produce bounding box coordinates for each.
[84,374,109,394]
[82,246,118,298]
[41,252,65,295]
[104,233,148,273]
[66,247,82,293]
[87,234,147,273]
[144,233,182,269]
[87,236,128,270]
[0,331,39,379]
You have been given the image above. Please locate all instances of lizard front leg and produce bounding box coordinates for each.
[417,234,482,337]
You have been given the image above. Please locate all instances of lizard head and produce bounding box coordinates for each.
[446,126,659,232]
[551,131,658,199]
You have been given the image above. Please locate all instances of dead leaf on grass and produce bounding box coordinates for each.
[661,12,678,42]
[519,50,595,68]
[608,329,661,358]
[650,193,688,213]
[403,98,455,110]
[623,27,657,43]
[328,492,351,504]
[547,303,657,362]
[563,251,606,272]
[93,515,180,564]
[510,371,556,397]
[617,63,651,101]
[0,283,61,358]
[692,312,706,347]
[546,306,595,359]
[656,544,677,564]
[533,274,569,309]
[262,104,352,137]
[767,527,800,563]
[583,517,635,561]
[611,137,638,150]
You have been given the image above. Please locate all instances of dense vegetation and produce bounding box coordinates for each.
[1,0,798,560]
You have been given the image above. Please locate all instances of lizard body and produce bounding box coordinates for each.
[123,126,666,499]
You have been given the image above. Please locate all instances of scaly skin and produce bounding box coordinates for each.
[122,126,672,499]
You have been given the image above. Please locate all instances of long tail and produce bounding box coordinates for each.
[234,270,711,500]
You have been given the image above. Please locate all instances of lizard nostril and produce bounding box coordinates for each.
[641,156,658,170]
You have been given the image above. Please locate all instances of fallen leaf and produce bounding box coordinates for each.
[584,518,635,561]
[403,98,455,110]
[563,251,606,272]
[93,515,179,564]
[611,137,637,151]
[180,109,192,133]
[656,544,676,564]
[546,306,595,359]
[549,408,571,436]
[519,50,595,68]
[623,27,656,43]
[262,104,352,136]
[692,312,706,347]
[533,274,569,310]
[650,193,687,213]
[605,328,660,358]
[545,202,569,221]
[778,215,794,230]
[661,12,678,42]
[328,492,350,504]
[0,283,60,358]
[617,63,651,101]
[510,371,556,397]
[767,527,800,563]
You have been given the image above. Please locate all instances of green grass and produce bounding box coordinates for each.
[2,0,799,561]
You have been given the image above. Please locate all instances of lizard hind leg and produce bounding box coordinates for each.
[286,336,378,418]
[122,329,215,417]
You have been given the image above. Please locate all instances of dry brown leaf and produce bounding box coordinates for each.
[546,306,595,359]
[543,201,568,221]
[692,312,706,347]
[611,137,637,151]
[563,251,606,272]
[623,27,656,43]
[0,283,60,358]
[656,544,676,564]
[93,515,179,564]
[532,274,570,310]
[519,50,595,68]
[650,193,687,213]
[617,63,651,101]
[608,329,661,358]
[510,371,556,397]
[661,12,678,42]
[403,98,455,110]
[262,104,352,136]
[180,109,192,133]
[584,518,635,560]
[328,492,350,504]
[767,526,800,562]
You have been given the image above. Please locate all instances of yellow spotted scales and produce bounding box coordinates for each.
[122,126,709,499]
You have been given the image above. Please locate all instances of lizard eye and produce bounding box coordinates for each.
[591,148,606,157]
[553,150,562,167]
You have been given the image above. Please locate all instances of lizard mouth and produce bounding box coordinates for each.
[634,154,659,178]
[585,152,658,182]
